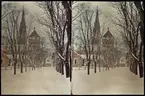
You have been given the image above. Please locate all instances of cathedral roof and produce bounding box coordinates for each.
[103,28,114,38]
[29,28,40,37]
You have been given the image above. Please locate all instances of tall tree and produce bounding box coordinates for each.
[37,1,70,77]
[18,7,27,73]
[62,1,72,80]
[74,3,95,75]
[134,1,144,78]
[2,3,21,74]
[110,2,143,77]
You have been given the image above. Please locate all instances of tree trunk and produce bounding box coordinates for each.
[14,59,17,75]
[70,53,72,82]
[139,62,143,78]
[138,41,143,78]
[87,60,90,75]
[134,60,138,75]
[24,55,27,72]
[94,61,97,73]
[82,59,84,66]
[20,57,23,73]
[59,61,62,73]
[21,60,23,73]
[65,62,70,78]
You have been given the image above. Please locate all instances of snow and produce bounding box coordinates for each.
[72,67,144,95]
[1,67,70,95]
[1,66,144,95]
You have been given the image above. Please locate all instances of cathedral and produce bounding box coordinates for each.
[102,28,114,50]
[102,28,115,67]
[1,7,41,67]
[91,7,115,67]
[18,8,40,50]
[28,27,40,49]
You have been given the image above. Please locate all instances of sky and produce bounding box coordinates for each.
[2,1,123,50]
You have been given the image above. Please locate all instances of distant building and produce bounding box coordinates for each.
[72,50,84,67]
[102,28,115,67]
[28,27,40,48]
[1,7,42,66]
[27,27,41,65]
[102,28,114,49]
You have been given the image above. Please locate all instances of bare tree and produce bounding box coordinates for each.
[37,1,70,78]
[134,1,144,78]
[2,3,21,74]
[62,1,72,79]
[2,3,36,74]
[74,3,95,75]
[110,2,143,77]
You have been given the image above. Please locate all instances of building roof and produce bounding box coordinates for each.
[103,28,114,38]
[72,50,83,58]
[29,28,40,37]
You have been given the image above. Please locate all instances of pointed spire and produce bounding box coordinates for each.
[96,6,99,16]
[22,6,25,21]
[108,27,109,31]
[92,6,100,44]
[18,6,26,44]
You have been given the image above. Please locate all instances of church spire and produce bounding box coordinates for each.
[108,27,109,31]
[21,6,26,25]
[96,6,99,17]
[19,6,26,44]
[92,6,100,44]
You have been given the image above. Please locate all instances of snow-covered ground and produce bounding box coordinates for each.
[1,67,70,95]
[1,66,144,95]
[72,67,144,95]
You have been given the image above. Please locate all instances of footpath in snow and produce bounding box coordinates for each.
[1,67,144,95]
[1,67,70,95]
[72,67,144,95]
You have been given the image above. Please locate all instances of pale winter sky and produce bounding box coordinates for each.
[2,1,123,50]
